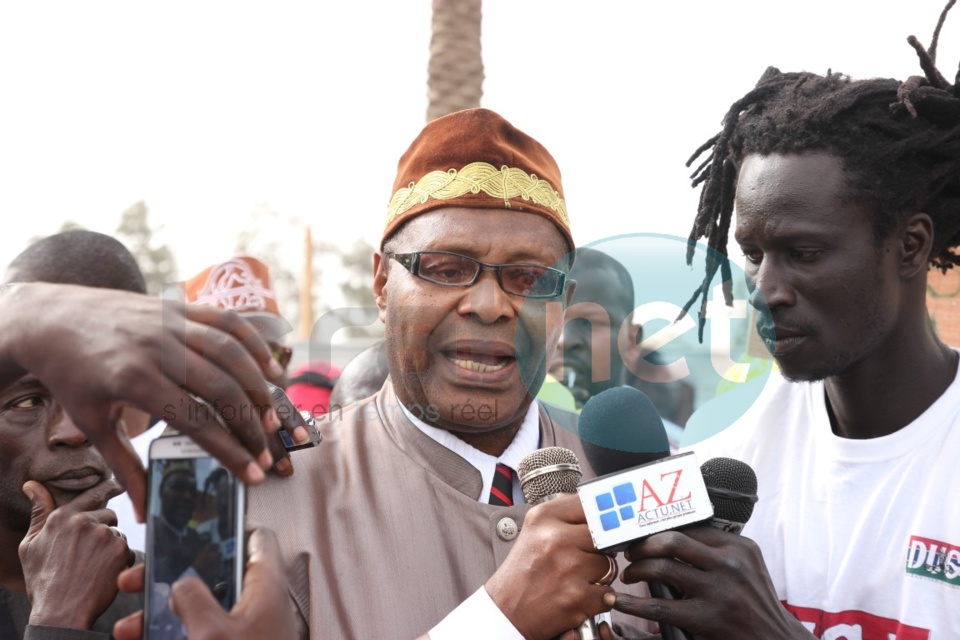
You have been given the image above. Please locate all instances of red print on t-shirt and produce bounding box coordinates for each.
[783,603,930,640]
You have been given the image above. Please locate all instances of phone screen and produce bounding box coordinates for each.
[145,440,244,640]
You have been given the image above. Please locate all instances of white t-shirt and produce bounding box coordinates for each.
[689,363,960,639]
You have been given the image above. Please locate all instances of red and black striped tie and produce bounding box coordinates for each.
[489,463,514,507]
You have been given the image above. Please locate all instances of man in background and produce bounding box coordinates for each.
[0,230,144,638]
[551,247,685,446]
[2,230,152,440]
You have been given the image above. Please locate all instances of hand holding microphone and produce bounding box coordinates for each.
[573,387,809,639]
[577,386,715,640]
[610,524,811,639]
[602,455,812,639]
[483,447,618,640]
[620,457,759,640]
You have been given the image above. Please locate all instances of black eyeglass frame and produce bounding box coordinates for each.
[387,250,567,299]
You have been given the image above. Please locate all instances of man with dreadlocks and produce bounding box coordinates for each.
[605,3,960,639]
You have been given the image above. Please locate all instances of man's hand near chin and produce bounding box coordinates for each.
[19,478,135,630]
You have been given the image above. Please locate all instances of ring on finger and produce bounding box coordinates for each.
[596,553,618,587]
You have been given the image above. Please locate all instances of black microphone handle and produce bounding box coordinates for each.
[647,517,746,640]
[647,581,692,640]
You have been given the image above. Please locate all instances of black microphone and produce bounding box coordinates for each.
[517,446,600,640]
[575,388,757,640]
[578,386,671,477]
[577,387,681,639]
[700,456,759,533]
[648,457,759,640]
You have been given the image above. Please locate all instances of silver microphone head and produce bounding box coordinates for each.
[517,446,583,505]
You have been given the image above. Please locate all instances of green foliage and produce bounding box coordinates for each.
[114,201,178,296]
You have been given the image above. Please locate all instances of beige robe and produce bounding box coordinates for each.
[248,382,651,639]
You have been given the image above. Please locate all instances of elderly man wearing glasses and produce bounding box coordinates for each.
[247,108,655,640]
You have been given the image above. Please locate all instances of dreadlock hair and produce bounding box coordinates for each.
[682,0,960,340]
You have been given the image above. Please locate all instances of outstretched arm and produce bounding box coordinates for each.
[0,282,289,520]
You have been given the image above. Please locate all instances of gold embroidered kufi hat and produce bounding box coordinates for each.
[383,108,573,251]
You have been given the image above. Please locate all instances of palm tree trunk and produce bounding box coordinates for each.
[427,0,484,122]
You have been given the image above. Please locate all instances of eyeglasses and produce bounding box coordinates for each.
[269,343,293,370]
[388,251,566,299]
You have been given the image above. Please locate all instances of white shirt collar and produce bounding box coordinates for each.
[402,400,541,504]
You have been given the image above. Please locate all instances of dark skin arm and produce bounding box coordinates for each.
[112,528,298,640]
[607,527,813,640]
[412,495,649,640]
[20,479,135,629]
[0,282,295,520]
[484,494,618,640]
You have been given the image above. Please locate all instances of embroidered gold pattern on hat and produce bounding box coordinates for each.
[386,161,568,225]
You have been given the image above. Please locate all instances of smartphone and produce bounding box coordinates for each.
[268,381,322,452]
[144,434,246,640]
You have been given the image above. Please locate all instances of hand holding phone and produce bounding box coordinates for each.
[144,436,245,640]
[269,381,322,448]
[257,382,322,478]
[113,528,298,640]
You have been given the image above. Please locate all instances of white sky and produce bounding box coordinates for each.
[1,0,957,294]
